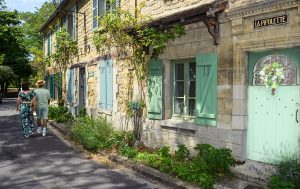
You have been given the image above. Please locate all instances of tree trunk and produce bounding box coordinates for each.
[4,81,9,94]
[0,83,4,93]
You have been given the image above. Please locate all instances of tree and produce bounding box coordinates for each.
[0,9,32,89]
[18,2,56,85]
[0,66,14,94]
[0,0,6,11]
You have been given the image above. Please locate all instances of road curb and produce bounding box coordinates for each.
[108,154,198,189]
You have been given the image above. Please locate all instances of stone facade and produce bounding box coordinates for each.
[41,0,300,161]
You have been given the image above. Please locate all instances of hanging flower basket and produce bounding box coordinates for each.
[259,62,284,95]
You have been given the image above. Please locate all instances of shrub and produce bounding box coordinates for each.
[194,143,235,174]
[132,144,234,188]
[70,116,114,151]
[49,106,73,123]
[158,146,170,158]
[107,131,136,149]
[268,158,300,189]
[78,107,86,117]
[120,145,138,158]
[175,144,190,160]
[70,116,134,152]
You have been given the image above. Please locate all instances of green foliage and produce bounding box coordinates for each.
[120,145,138,158]
[50,28,78,73]
[198,173,215,189]
[78,107,86,117]
[18,2,56,83]
[0,9,32,84]
[158,146,170,158]
[49,105,73,123]
[70,116,114,151]
[93,4,185,81]
[70,116,135,151]
[268,158,300,189]
[194,143,235,174]
[131,144,235,188]
[0,65,14,84]
[175,144,190,160]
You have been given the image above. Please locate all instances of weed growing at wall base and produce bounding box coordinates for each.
[268,157,300,189]
[49,105,73,123]
[69,116,135,152]
[120,144,235,189]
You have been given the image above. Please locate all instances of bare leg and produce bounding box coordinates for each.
[43,119,48,128]
[42,119,48,136]
[37,118,42,133]
[37,118,41,127]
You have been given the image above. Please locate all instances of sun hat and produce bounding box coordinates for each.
[36,80,45,86]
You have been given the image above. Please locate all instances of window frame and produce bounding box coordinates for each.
[46,31,51,57]
[171,58,196,119]
[93,0,120,29]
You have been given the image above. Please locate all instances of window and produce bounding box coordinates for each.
[173,61,196,117]
[147,53,217,126]
[65,5,76,39]
[99,59,113,110]
[93,0,120,29]
[252,55,297,86]
[46,31,51,56]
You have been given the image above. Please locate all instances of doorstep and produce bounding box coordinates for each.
[231,160,273,188]
[49,121,264,189]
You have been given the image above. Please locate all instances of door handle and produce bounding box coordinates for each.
[296,109,299,123]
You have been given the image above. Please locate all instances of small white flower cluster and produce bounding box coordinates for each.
[259,62,284,92]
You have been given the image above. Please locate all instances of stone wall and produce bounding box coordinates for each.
[139,15,245,159]
[140,0,215,19]
[45,0,300,161]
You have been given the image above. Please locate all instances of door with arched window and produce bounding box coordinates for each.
[248,48,300,163]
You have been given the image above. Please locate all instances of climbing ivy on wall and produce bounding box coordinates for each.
[50,28,78,73]
[93,4,185,115]
[93,4,185,80]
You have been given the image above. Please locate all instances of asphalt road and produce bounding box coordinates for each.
[0,98,164,189]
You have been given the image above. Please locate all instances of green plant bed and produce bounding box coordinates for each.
[119,144,235,189]
[49,105,73,123]
[69,116,135,152]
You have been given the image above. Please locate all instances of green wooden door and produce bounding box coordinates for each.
[248,48,300,163]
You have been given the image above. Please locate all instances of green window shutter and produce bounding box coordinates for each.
[99,60,107,109]
[147,59,163,120]
[50,74,55,98]
[57,72,62,99]
[67,69,74,103]
[106,59,113,110]
[195,52,217,126]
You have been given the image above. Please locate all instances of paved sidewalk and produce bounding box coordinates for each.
[0,98,167,189]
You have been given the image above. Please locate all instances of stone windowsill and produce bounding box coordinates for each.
[98,109,112,116]
[160,119,198,131]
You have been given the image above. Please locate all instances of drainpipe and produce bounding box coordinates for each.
[135,0,137,18]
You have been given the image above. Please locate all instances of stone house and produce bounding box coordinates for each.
[40,0,300,163]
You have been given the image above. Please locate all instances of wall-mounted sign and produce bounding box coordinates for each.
[88,71,94,77]
[254,15,287,28]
